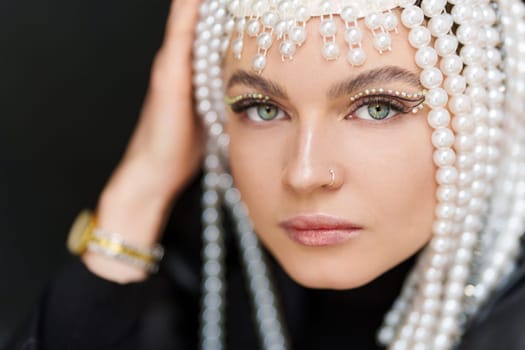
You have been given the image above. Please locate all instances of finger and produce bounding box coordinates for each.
[163,0,202,51]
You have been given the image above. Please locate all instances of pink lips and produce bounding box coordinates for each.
[279,214,363,247]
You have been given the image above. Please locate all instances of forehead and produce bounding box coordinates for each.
[223,11,421,96]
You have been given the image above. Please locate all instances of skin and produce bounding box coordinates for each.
[223,16,437,289]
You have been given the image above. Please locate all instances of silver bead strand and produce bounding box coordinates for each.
[223,187,289,350]
[473,0,525,309]
[194,1,231,349]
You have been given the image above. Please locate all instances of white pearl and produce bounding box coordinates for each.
[460,231,477,248]
[341,5,358,23]
[456,23,479,45]
[422,0,447,17]
[443,299,461,316]
[433,218,453,235]
[463,65,486,85]
[428,13,454,37]
[322,42,340,60]
[454,134,475,152]
[296,5,310,22]
[421,68,443,89]
[288,26,306,45]
[344,27,362,45]
[451,3,472,24]
[422,297,440,313]
[279,40,296,58]
[252,54,267,71]
[347,48,367,66]
[383,12,398,31]
[432,128,455,148]
[437,185,458,202]
[451,114,474,133]
[401,6,424,28]
[433,148,456,167]
[415,47,438,69]
[450,265,469,282]
[260,12,277,29]
[431,236,452,252]
[426,89,448,108]
[257,32,273,50]
[319,19,337,37]
[374,32,392,52]
[446,281,465,299]
[428,108,451,128]
[444,75,467,95]
[440,55,463,75]
[435,35,459,57]
[436,166,458,185]
[460,45,483,65]
[365,12,383,30]
[246,19,261,37]
[455,247,472,264]
[448,94,472,114]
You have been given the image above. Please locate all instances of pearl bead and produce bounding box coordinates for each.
[279,40,296,59]
[401,6,424,28]
[322,42,340,60]
[257,32,273,50]
[437,185,458,202]
[246,19,261,37]
[416,47,438,69]
[451,114,474,133]
[365,12,383,30]
[383,12,398,31]
[444,75,467,95]
[463,65,486,85]
[422,0,447,17]
[440,55,463,75]
[428,107,451,127]
[409,27,431,48]
[421,68,444,89]
[288,26,306,45]
[433,218,453,235]
[319,19,337,37]
[252,54,267,71]
[428,13,454,37]
[456,23,480,45]
[344,27,362,45]
[261,11,278,27]
[434,148,456,167]
[348,48,367,66]
[460,45,483,65]
[436,166,458,185]
[341,5,358,23]
[432,128,455,148]
[422,297,439,313]
[374,32,392,52]
[448,94,472,114]
[431,236,452,252]
[435,35,459,57]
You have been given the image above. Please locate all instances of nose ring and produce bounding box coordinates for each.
[328,169,336,188]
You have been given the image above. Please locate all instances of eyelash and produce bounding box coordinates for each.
[228,94,423,122]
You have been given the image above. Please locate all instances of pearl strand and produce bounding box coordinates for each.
[194,1,230,349]
[472,0,525,310]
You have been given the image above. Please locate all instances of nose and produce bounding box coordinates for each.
[281,123,343,194]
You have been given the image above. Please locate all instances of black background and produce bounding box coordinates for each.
[1,0,171,344]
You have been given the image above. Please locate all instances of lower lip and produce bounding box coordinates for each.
[285,229,361,246]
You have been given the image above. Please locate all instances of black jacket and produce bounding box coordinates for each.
[7,181,525,350]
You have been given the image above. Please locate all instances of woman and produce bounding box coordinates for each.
[8,0,525,349]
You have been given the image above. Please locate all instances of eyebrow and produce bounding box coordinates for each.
[226,66,421,100]
[328,66,422,98]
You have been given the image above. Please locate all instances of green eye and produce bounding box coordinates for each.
[257,104,280,120]
[367,102,391,120]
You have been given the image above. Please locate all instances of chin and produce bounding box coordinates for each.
[272,251,386,290]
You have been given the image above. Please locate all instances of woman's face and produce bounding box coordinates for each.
[222,14,437,290]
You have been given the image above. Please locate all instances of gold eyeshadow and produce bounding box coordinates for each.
[225,93,271,106]
[349,88,427,114]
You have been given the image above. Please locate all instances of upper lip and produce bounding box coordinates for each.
[279,214,363,230]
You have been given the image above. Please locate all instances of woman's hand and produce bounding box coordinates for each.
[82,0,203,283]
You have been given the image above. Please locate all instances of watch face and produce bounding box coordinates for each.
[67,210,93,255]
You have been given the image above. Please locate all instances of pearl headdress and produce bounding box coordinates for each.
[192,0,525,349]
